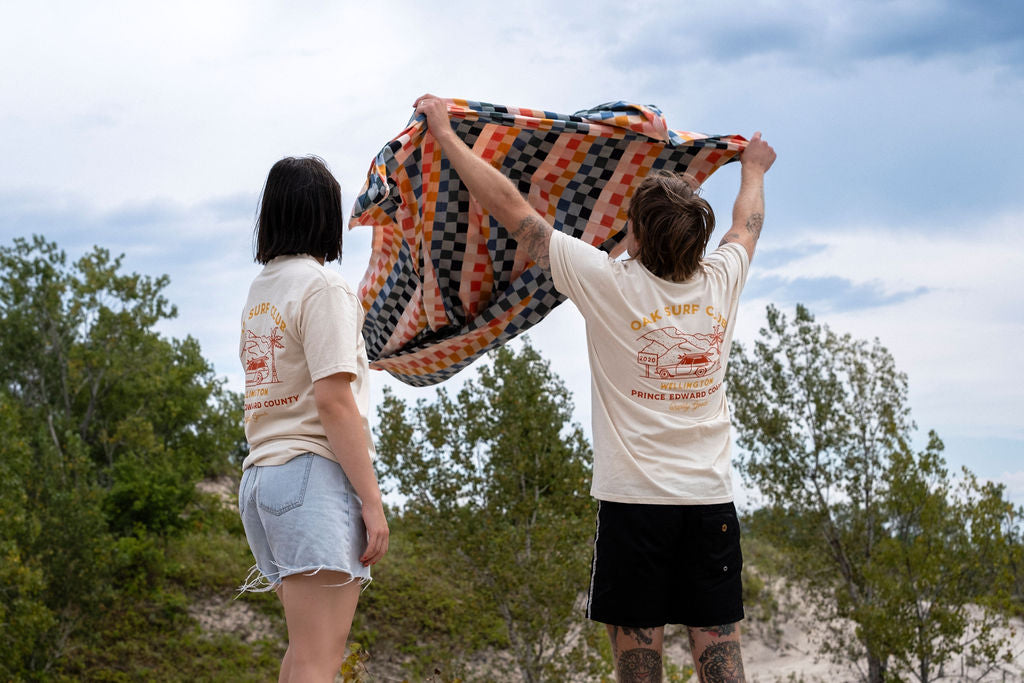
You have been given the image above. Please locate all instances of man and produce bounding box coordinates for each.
[414,93,775,682]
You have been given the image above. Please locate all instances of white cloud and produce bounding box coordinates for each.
[745,213,1024,433]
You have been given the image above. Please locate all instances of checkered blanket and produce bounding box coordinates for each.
[350,98,746,386]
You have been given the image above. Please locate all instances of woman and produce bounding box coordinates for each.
[237,156,388,682]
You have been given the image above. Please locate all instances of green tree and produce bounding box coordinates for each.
[0,391,81,678]
[867,447,1018,681]
[0,235,246,677]
[728,304,1018,682]
[373,341,607,681]
[0,235,244,476]
[1011,511,1024,615]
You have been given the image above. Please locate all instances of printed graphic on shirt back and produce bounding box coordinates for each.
[636,325,725,380]
[243,327,285,387]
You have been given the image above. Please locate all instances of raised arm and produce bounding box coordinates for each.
[413,94,553,274]
[719,131,776,262]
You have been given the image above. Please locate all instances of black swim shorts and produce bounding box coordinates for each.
[585,500,744,628]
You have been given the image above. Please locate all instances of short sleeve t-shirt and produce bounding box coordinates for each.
[239,254,375,469]
[549,232,750,504]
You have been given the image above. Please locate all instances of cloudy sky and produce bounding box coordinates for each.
[2,0,1022,506]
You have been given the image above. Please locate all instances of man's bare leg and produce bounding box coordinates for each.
[606,624,665,682]
[687,623,745,683]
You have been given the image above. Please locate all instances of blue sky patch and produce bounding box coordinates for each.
[747,274,930,312]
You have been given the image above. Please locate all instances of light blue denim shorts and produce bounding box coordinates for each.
[237,453,370,592]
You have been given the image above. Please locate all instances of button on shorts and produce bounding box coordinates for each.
[237,453,370,592]
[586,500,744,628]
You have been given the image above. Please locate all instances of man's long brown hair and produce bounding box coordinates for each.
[627,173,715,282]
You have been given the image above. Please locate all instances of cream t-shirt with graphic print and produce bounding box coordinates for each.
[549,232,749,504]
[239,254,375,470]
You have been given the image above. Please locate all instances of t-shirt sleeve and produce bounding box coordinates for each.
[299,284,363,383]
[549,230,617,313]
[702,242,751,297]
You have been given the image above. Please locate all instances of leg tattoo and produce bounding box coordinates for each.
[697,641,744,683]
[619,626,654,646]
[609,625,656,657]
[699,623,736,638]
[608,625,663,682]
[618,647,662,682]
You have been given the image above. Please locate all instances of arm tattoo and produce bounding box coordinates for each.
[618,648,662,682]
[720,212,762,251]
[718,231,743,247]
[512,215,552,271]
[744,212,763,240]
[697,641,745,683]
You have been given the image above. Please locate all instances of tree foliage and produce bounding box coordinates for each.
[729,304,1019,682]
[0,235,244,477]
[372,341,608,681]
[0,235,247,678]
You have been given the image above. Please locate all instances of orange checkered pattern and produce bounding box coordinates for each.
[350,99,745,386]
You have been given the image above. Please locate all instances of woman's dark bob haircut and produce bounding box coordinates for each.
[253,156,344,265]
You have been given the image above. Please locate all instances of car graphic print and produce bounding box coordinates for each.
[636,326,725,379]
[243,327,284,387]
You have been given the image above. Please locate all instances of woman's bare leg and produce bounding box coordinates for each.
[277,571,360,683]
[274,584,294,682]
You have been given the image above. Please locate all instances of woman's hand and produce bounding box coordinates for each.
[360,500,389,566]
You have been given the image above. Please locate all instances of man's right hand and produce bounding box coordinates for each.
[740,131,776,174]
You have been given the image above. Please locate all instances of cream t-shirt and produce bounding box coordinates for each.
[549,232,749,504]
[239,254,375,469]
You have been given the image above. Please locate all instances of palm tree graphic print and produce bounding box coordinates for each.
[635,325,725,379]
[244,327,285,386]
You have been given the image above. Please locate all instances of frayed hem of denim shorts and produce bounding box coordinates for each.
[235,562,372,596]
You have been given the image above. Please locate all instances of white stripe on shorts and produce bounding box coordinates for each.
[586,500,602,618]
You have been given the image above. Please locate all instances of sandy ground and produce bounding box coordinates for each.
[668,592,1024,682]
[188,593,277,645]
[193,589,1023,681]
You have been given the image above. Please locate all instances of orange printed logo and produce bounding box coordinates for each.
[244,327,285,387]
[635,325,725,380]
